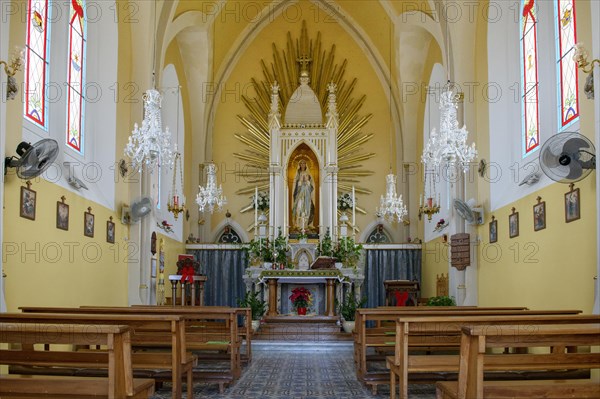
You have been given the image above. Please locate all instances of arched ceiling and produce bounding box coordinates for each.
[161,0,440,155]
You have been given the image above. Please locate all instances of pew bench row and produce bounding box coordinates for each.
[0,322,155,399]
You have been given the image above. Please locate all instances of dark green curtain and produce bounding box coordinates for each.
[190,249,247,307]
[363,249,422,308]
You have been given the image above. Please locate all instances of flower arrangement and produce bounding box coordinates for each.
[434,218,449,232]
[252,191,270,212]
[289,287,312,310]
[157,220,174,233]
[337,192,353,211]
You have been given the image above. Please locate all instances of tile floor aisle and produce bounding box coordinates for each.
[151,342,436,399]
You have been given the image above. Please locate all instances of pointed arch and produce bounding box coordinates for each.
[521,0,540,155]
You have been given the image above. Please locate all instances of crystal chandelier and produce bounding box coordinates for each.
[125,89,174,172]
[376,170,407,223]
[196,163,227,213]
[421,88,477,173]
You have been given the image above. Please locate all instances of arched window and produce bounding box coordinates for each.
[521,0,540,155]
[217,226,242,244]
[24,0,50,128]
[66,0,86,153]
[555,0,579,128]
[366,225,391,244]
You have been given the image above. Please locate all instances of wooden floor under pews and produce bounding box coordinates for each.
[2,305,599,398]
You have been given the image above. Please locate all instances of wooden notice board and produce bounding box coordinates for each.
[450,233,470,270]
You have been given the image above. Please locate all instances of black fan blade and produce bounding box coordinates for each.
[563,137,590,156]
[565,161,583,180]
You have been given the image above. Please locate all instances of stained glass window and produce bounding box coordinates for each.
[556,0,579,128]
[24,0,50,128]
[521,0,540,155]
[66,0,86,153]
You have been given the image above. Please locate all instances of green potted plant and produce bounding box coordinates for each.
[337,293,367,333]
[237,290,267,331]
[333,237,363,271]
[316,228,334,257]
[426,295,456,306]
[244,238,274,267]
[273,228,289,267]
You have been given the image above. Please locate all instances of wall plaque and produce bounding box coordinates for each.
[450,233,470,270]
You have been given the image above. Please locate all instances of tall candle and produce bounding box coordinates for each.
[352,186,356,237]
[254,187,258,237]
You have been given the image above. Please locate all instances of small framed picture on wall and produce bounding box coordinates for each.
[509,207,519,238]
[489,216,497,243]
[56,196,69,231]
[106,217,115,244]
[84,207,95,238]
[20,181,36,221]
[533,196,546,231]
[564,183,580,223]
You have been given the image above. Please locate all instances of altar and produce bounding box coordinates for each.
[243,266,363,317]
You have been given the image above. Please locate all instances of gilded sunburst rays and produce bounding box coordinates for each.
[234,21,374,214]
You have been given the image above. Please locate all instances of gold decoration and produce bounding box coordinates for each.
[234,21,375,214]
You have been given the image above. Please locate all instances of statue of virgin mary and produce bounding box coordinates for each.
[292,159,315,230]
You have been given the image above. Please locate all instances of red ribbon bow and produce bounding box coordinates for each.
[394,291,409,307]
[180,265,195,283]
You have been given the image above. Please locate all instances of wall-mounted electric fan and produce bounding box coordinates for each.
[539,132,596,183]
[4,139,59,179]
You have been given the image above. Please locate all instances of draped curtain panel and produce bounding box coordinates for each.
[363,249,422,308]
[190,249,247,307]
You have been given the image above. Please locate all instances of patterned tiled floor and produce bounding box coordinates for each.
[151,342,436,398]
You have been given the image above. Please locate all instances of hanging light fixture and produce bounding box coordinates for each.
[421,7,477,173]
[377,169,408,223]
[376,25,407,224]
[196,163,227,213]
[168,153,185,219]
[123,3,173,172]
[421,88,477,172]
[419,87,441,221]
[167,87,185,219]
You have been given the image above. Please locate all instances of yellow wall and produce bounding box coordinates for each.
[210,2,395,234]
[477,181,597,312]
[2,179,128,310]
[421,236,449,298]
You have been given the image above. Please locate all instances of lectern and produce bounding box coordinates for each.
[384,280,420,306]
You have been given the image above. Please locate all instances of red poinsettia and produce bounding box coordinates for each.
[289,287,312,309]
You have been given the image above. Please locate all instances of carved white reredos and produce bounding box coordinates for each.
[268,76,339,238]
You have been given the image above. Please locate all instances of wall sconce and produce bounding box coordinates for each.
[0,47,25,100]
[573,43,599,74]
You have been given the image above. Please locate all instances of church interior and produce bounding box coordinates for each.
[0,0,599,398]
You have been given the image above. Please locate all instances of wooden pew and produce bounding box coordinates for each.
[436,323,600,399]
[23,305,244,393]
[6,311,193,399]
[353,308,582,393]
[386,314,600,399]
[132,305,252,363]
[0,322,155,398]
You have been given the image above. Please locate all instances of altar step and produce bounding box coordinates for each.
[252,315,353,342]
